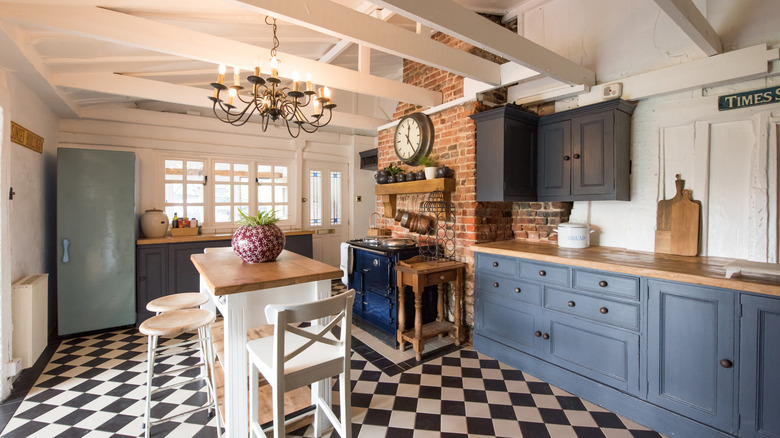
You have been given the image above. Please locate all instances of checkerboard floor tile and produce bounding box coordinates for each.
[2,282,665,437]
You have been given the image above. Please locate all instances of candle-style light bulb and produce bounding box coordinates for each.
[292,70,299,91]
[306,73,312,92]
[217,64,226,84]
[323,86,331,99]
[233,66,240,86]
[228,87,237,106]
[314,98,321,115]
[270,56,279,78]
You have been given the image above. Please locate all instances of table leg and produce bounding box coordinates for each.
[413,285,423,361]
[223,293,249,438]
[397,275,406,351]
[454,268,463,346]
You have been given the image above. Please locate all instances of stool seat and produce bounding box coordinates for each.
[139,308,216,337]
[146,293,208,313]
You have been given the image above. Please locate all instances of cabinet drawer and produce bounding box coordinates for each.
[475,253,518,277]
[423,269,457,286]
[573,269,639,300]
[476,274,542,306]
[545,314,640,395]
[545,288,640,331]
[519,260,570,286]
[476,291,541,355]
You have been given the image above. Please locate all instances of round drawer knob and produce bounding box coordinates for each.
[567,301,576,307]
[720,359,733,369]
[493,282,499,288]
[599,280,608,287]
[563,155,571,161]
[139,276,146,281]
[542,333,550,340]
[535,331,542,337]
[514,287,521,293]
[573,153,581,159]
[600,307,609,314]
[492,261,499,267]
[440,275,446,280]
[539,270,547,277]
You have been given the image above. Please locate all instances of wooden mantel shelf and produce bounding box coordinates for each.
[375,178,455,218]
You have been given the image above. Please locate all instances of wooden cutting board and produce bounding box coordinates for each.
[655,175,700,256]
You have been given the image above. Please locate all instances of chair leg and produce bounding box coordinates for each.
[203,325,222,437]
[340,370,351,438]
[312,380,323,438]
[144,334,158,438]
[198,327,213,411]
[273,381,285,438]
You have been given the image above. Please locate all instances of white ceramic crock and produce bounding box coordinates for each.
[140,209,169,238]
[554,222,594,248]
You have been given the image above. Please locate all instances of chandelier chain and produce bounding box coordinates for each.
[265,16,279,59]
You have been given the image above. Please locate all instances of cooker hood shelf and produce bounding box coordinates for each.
[375,178,455,218]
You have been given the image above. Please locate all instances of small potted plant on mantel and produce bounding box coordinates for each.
[417,156,438,180]
[231,209,286,263]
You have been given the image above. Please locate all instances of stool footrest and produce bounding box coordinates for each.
[153,362,205,378]
[148,404,214,427]
[150,374,208,396]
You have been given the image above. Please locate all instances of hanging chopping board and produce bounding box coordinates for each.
[655,175,700,256]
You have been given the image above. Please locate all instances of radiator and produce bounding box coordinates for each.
[12,274,49,369]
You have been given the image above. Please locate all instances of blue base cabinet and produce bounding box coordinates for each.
[474,252,778,438]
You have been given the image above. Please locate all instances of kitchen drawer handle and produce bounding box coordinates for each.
[492,261,499,267]
[720,359,733,369]
[542,333,550,340]
[139,276,146,282]
[599,280,608,287]
[535,331,542,337]
[363,268,371,272]
[600,307,609,314]
[563,155,570,161]
[440,274,446,280]
[539,270,547,277]
[567,301,575,307]
[573,153,581,159]
[514,287,521,293]
[493,282,499,288]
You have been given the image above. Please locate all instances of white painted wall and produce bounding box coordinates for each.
[0,71,59,399]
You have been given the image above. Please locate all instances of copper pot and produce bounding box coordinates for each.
[394,209,405,222]
[417,214,434,234]
[401,211,417,229]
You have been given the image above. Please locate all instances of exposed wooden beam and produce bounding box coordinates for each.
[371,0,595,87]
[653,0,722,56]
[318,0,393,64]
[1,3,441,107]
[52,73,388,131]
[232,0,502,85]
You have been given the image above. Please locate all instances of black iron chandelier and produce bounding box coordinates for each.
[208,17,336,138]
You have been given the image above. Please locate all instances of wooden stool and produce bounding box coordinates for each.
[146,292,208,314]
[139,308,221,437]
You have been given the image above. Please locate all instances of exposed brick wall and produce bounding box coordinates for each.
[375,24,573,340]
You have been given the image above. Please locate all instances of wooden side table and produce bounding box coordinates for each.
[395,258,467,360]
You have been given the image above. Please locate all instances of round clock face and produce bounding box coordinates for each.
[394,112,433,164]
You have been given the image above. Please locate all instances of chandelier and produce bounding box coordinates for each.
[208,17,336,138]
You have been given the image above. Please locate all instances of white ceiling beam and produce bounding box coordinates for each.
[232,0,502,85]
[318,0,394,64]
[1,3,441,107]
[653,0,722,56]
[53,72,388,131]
[371,0,595,87]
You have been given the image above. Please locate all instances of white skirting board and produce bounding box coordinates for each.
[12,274,49,369]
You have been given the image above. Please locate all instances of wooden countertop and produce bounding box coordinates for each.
[472,240,780,297]
[190,250,342,296]
[137,230,314,245]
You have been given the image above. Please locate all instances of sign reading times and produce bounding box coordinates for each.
[718,86,780,111]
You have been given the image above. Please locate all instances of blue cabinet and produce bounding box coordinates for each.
[739,294,780,438]
[647,280,737,433]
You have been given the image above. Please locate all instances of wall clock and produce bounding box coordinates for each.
[393,112,434,164]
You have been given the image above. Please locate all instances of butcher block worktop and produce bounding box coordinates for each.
[137,230,313,245]
[472,240,780,297]
[190,250,342,296]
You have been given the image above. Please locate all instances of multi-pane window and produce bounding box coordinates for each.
[163,159,205,223]
[330,171,342,225]
[309,170,322,226]
[257,164,289,220]
[213,161,250,225]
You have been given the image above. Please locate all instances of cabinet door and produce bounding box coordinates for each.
[168,240,231,293]
[504,116,537,201]
[137,245,167,324]
[476,290,543,356]
[739,295,780,438]
[571,110,614,197]
[537,120,571,198]
[648,280,736,433]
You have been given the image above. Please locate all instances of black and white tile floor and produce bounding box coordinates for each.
[1,282,664,437]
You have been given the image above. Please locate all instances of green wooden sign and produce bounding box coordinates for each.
[718,86,780,111]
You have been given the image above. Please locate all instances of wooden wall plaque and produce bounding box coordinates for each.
[10,122,44,153]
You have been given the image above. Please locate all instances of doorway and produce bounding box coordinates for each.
[303,161,348,267]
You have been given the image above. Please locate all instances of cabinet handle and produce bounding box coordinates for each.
[599,280,608,287]
[542,333,550,340]
[600,307,609,314]
[539,270,547,276]
[492,261,499,267]
[563,155,571,161]
[514,287,521,293]
[440,274,446,280]
[140,276,146,282]
[567,301,575,307]
[493,282,499,288]
[535,331,542,337]
[573,153,581,159]
[720,359,733,368]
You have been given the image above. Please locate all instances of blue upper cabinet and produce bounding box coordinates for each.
[739,294,780,438]
[647,280,737,434]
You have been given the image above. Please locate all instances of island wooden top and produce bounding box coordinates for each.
[472,240,780,297]
[138,230,313,245]
[190,250,342,296]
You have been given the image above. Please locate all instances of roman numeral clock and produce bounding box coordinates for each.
[393,112,434,164]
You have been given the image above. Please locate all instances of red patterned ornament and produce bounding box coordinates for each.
[231,224,286,263]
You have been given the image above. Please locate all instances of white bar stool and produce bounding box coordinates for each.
[139,308,222,437]
[146,292,209,315]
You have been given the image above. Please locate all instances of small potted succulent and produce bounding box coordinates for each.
[416,156,438,180]
[386,163,404,183]
[231,209,286,263]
